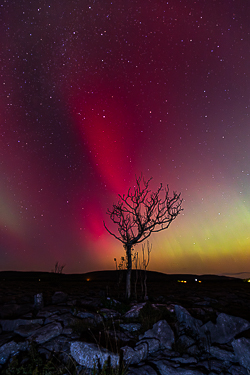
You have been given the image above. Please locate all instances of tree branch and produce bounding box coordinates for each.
[104,175,183,247]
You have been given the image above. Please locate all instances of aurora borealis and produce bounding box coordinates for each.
[1,0,250,277]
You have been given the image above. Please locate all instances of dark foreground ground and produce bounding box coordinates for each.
[0,270,249,323]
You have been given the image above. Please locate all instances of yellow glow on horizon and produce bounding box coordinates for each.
[80,184,250,278]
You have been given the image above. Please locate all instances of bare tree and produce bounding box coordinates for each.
[104,174,183,299]
[52,261,66,274]
[133,251,139,300]
[140,241,152,301]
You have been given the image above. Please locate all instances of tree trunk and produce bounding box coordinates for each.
[126,244,132,299]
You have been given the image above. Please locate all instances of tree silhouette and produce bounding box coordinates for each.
[104,174,183,299]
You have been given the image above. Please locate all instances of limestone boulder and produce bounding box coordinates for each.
[36,307,59,318]
[175,305,203,336]
[176,334,196,353]
[139,320,175,350]
[149,358,205,374]
[202,313,250,344]
[123,303,146,319]
[70,341,120,368]
[14,323,43,337]
[28,322,63,344]
[34,293,44,309]
[122,342,148,365]
[228,364,249,375]
[126,364,158,374]
[74,310,103,325]
[120,323,141,332]
[0,341,28,365]
[122,320,175,366]
[99,308,121,320]
[51,291,68,304]
[232,338,250,371]
[209,346,236,362]
[0,318,43,332]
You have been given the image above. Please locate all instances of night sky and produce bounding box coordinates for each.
[1,0,250,277]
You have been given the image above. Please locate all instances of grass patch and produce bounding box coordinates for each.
[1,341,83,375]
[2,340,128,375]
[70,316,134,355]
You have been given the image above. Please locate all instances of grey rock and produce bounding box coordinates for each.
[209,346,236,362]
[56,312,76,327]
[122,342,148,365]
[202,313,250,344]
[41,335,71,354]
[14,323,43,337]
[127,364,158,374]
[70,341,119,368]
[0,332,16,347]
[99,308,121,320]
[74,310,103,324]
[28,322,63,344]
[51,291,68,304]
[106,329,133,342]
[121,345,139,365]
[232,337,250,370]
[105,297,121,307]
[73,310,95,319]
[138,338,160,354]
[175,305,203,336]
[123,303,146,318]
[176,334,201,357]
[123,329,172,366]
[186,344,201,356]
[36,306,60,318]
[150,303,174,315]
[228,364,249,375]
[120,323,141,332]
[150,347,179,359]
[0,341,28,365]
[195,300,210,306]
[0,341,19,365]
[171,356,197,364]
[150,358,205,374]
[176,335,196,352]
[0,318,43,332]
[139,320,175,350]
[197,358,230,373]
[44,314,60,324]
[34,293,44,309]
[62,327,73,335]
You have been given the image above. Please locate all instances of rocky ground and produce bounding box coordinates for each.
[0,270,250,374]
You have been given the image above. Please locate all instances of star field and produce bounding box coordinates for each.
[1,0,250,276]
